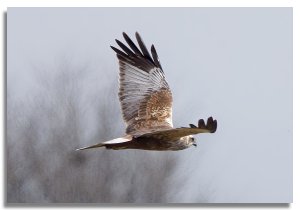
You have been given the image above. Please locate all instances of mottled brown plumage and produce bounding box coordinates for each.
[77,32,217,151]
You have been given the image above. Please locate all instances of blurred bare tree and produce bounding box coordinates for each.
[7,60,185,203]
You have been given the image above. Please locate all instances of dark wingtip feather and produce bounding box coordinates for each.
[110,45,128,58]
[198,119,205,129]
[212,120,217,133]
[206,117,217,133]
[135,32,153,62]
[189,124,197,128]
[135,31,140,38]
[195,117,217,133]
[151,44,162,69]
[111,32,163,72]
[123,32,143,56]
[115,39,135,56]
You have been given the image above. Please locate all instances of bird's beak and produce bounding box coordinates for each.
[192,143,197,147]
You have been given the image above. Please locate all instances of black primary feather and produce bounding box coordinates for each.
[110,46,128,58]
[111,32,163,73]
[135,32,153,63]
[151,45,162,69]
[122,32,143,56]
[205,117,217,133]
[115,39,135,56]
[189,124,197,128]
[198,119,205,128]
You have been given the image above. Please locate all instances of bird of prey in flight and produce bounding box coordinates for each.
[77,32,217,151]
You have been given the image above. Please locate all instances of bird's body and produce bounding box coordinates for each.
[77,32,217,151]
[108,136,193,151]
[81,135,194,151]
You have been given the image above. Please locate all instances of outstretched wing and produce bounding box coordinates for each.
[139,117,217,140]
[111,32,173,135]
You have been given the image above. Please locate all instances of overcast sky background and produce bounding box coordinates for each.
[7,8,292,203]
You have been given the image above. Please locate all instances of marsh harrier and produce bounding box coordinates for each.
[77,32,217,151]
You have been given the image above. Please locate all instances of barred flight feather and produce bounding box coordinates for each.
[111,32,173,134]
